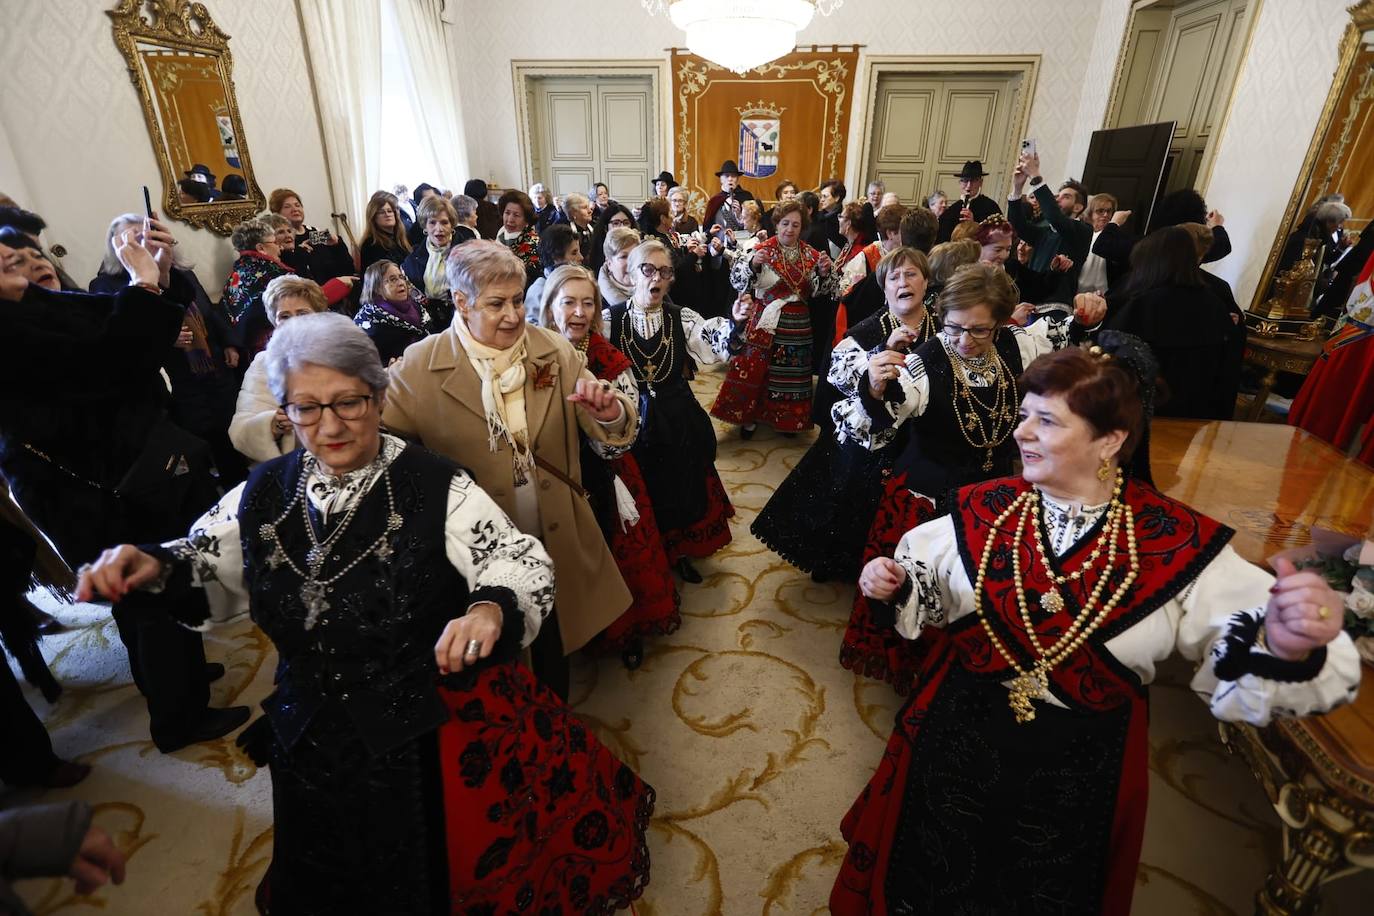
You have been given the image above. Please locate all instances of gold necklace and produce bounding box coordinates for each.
[882,305,937,344]
[944,339,1018,471]
[1029,486,1119,614]
[971,477,1140,724]
[621,307,674,385]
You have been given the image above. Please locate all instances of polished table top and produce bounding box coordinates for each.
[1152,419,1374,793]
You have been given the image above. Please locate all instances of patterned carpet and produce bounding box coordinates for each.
[8,368,1374,914]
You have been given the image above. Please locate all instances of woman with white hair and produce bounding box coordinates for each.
[530,181,559,232]
[228,275,331,464]
[77,312,655,915]
[599,226,642,305]
[90,212,245,484]
[604,238,744,583]
[384,241,638,698]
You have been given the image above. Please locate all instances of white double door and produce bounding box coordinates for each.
[865,74,1020,204]
[528,76,656,204]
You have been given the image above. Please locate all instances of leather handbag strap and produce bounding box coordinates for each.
[532,454,590,500]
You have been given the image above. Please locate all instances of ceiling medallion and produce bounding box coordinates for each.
[643,0,845,73]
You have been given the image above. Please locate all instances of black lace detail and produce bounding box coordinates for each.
[1211,609,1329,683]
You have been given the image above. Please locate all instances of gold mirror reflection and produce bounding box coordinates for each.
[109,0,264,234]
[1251,1,1374,332]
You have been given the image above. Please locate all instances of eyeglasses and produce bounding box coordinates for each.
[383,274,408,285]
[282,394,374,425]
[942,322,995,340]
[609,217,632,227]
[637,263,675,281]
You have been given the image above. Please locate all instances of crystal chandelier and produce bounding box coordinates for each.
[643,0,845,73]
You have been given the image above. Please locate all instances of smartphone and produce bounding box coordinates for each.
[308,228,331,246]
[1020,138,1038,159]
[142,185,154,219]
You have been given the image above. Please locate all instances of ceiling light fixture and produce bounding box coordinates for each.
[643,0,845,73]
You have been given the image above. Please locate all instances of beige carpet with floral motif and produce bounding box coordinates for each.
[9,369,1373,915]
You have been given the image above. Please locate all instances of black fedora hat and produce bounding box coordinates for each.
[956,160,989,180]
[653,170,677,186]
[715,159,743,177]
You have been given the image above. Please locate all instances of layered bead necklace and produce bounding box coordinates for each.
[621,300,675,390]
[259,450,403,630]
[943,338,1018,472]
[972,470,1140,723]
[880,301,938,346]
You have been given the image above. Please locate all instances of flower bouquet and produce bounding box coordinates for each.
[1269,529,1374,666]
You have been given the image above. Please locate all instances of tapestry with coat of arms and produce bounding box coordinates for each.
[670,47,860,219]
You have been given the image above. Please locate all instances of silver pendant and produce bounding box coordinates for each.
[266,544,287,570]
[306,546,326,571]
[387,512,403,532]
[375,539,393,562]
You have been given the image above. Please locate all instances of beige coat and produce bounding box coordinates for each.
[383,324,636,653]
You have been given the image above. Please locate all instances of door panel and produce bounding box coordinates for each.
[867,74,1017,206]
[530,76,656,205]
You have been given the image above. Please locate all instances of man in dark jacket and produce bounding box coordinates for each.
[0,232,248,754]
[936,160,1002,242]
[464,179,502,240]
[1007,153,1093,307]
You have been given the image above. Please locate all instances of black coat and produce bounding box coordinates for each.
[359,240,409,275]
[1093,223,1232,292]
[0,284,215,563]
[1104,281,1241,421]
[1007,183,1093,304]
[291,229,355,283]
[936,193,1001,243]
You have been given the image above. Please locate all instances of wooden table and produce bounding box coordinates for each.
[1241,334,1324,421]
[1152,420,1374,915]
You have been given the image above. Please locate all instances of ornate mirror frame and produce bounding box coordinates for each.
[1250,0,1374,319]
[108,0,265,235]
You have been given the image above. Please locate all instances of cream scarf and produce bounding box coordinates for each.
[453,320,535,485]
[424,239,449,298]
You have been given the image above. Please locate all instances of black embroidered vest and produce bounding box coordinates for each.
[893,329,1024,506]
[237,444,466,755]
[608,301,692,394]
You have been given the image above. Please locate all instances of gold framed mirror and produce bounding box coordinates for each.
[1249,0,1374,333]
[108,0,265,235]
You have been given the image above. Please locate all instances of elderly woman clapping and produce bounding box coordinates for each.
[227,275,330,464]
[384,241,639,698]
[76,312,655,914]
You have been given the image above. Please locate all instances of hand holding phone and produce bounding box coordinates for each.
[1020,138,1038,159]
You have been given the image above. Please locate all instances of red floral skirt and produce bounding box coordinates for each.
[839,473,945,694]
[660,467,734,563]
[438,662,654,913]
[1289,332,1374,464]
[710,302,814,432]
[596,453,681,650]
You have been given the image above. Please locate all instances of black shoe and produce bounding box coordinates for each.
[621,639,645,671]
[739,425,756,440]
[675,558,703,584]
[154,705,251,754]
[205,662,226,683]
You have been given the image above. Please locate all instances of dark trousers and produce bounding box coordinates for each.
[0,658,57,785]
[113,589,210,740]
[529,610,569,701]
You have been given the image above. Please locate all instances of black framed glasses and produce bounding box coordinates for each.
[637,263,675,281]
[608,217,633,228]
[942,322,995,340]
[282,394,374,426]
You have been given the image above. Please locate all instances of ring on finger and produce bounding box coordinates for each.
[1318,605,1331,620]
[465,639,482,657]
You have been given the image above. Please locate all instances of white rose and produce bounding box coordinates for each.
[1345,583,1374,619]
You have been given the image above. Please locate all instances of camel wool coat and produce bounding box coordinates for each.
[382,324,636,653]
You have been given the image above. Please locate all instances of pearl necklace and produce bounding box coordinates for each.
[259,451,403,630]
[972,472,1139,724]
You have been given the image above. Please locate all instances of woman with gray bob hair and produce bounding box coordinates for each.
[262,311,388,405]
[77,288,654,916]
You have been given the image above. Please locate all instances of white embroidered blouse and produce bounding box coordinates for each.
[162,435,555,645]
[601,302,733,367]
[887,493,1361,726]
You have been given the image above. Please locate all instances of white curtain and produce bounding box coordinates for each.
[297,0,383,236]
[387,0,471,190]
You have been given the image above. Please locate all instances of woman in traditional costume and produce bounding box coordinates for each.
[711,199,831,438]
[77,313,654,916]
[830,337,1359,916]
[751,247,937,583]
[833,263,1101,690]
[354,259,432,363]
[542,265,679,669]
[603,238,741,583]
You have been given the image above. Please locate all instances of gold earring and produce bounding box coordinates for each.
[1097,457,1112,482]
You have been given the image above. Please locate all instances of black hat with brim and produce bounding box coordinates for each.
[715,160,743,177]
[653,171,677,186]
[957,160,989,179]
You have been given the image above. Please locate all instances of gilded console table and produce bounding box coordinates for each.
[1152,420,1374,915]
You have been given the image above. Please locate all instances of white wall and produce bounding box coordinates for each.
[447,0,1109,194]
[1203,0,1353,308]
[0,0,332,291]
[1064,0,1133,177]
